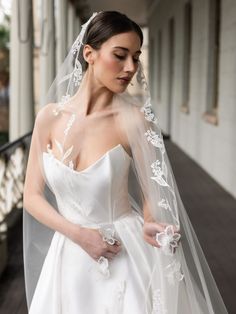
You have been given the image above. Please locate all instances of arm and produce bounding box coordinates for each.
[127,107,178,248]
[142,197,168,248]
[23,105,79,241]
[142,195,180,249]
[23,106,121,261]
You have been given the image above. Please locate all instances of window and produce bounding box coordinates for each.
[157,30,162,102]
[149,37,155,100]
[204,0,221,125]
[181,1,192,114]
[167,18,175,135]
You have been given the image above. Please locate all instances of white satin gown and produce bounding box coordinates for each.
[29,144,193,314]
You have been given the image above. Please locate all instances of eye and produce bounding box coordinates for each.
[114,53,140,64]
[114,54,126,60]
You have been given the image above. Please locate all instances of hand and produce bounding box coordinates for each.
[143,221,180,250]
[71,226,122,261]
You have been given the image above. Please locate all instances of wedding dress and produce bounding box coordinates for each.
[28,143,194,314]
[24,12,228,314]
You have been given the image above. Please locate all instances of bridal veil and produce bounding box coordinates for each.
[23,11,228,313]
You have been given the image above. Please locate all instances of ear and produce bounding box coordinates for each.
[83,44,95,65]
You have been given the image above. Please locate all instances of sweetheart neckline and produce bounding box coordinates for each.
[43,144,131,175]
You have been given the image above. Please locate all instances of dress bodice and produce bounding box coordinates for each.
[42,144,132,226]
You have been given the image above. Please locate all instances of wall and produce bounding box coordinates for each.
[149,0,236,198]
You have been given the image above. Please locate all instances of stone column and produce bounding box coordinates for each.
[74,14,81,39]
[40,0,55,105]
[67,2,76,49]
[9,0,34,141]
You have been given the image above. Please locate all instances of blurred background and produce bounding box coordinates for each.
[0,0,236,313]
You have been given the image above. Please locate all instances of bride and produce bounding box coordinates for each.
[23,11,228,313]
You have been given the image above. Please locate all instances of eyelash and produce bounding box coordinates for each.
[114,54,139,63]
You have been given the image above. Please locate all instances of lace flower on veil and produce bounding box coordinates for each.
[137,69,184,283]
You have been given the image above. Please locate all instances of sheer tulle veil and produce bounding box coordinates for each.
[23,11,228,313]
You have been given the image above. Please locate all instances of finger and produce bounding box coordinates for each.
[170,224,181,234]
[144,235,161,248]
[159,223,180,233]
[114,240,121,246]
[100,236,121,247]
[107,244,122,254]
[148,223,164,234]
[154,223,170,234]
[105,252,116,260]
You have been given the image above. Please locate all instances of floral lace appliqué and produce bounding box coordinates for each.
[115,280,126,311]
[64,113,76,136]
[158,199,171,211]
[47,109,76,169]
[156,225,181,256]
[98,224,118,245]
[145,128,164,153]
[47,141,74,169]
[97,256,110,278]
[55,140,74,162]
[140,98,158,124]
[165,260,184,285]
[141,105,158,124]
[104,280,127,314]
[151,160,169,187]
[73,58,83,86]
[72,13,97,54]
[71,13,98,86]
[140,95,184,287]
[152,289,167,314]
[53,95,71,116]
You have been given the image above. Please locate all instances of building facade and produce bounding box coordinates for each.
[149,0,236,198]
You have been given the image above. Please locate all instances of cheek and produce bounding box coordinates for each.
[98,55,121,75]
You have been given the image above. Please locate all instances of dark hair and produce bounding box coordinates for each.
[80,11,143,70]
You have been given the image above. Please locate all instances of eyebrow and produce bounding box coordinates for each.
[113,46,142,54]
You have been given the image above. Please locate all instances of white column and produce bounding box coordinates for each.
[9,0,34,141]
[67,2,76,49]
[56,0,68,70]
[40,0,55,105]
[74,14,81,40]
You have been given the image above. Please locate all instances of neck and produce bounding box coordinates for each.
[74,69,114,116]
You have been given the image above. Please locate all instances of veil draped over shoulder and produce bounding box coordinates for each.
[23,12,228,313]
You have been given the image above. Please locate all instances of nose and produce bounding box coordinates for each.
[124,56,136,74]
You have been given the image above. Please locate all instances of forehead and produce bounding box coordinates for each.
[101,32,141,53]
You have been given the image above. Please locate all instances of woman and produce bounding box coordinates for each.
[23,11,228,313]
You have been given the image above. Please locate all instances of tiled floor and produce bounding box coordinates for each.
[0,139,235,313]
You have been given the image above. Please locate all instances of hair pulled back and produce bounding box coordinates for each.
[80,11,143,70]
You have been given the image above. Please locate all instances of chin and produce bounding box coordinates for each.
[108,85,128,94]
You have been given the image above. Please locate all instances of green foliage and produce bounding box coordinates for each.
[0,25,9,50]
[0,24,9,85]
[0,132,8,146]
[0,47,9,73]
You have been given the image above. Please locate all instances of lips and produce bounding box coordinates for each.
[117,77,131,84]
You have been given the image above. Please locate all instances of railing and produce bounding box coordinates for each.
[0,132,31,274]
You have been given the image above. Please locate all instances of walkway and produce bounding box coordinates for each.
[165,140,236,313]
[0,139,235,313]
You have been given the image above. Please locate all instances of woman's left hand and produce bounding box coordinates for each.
[143,221,180,249]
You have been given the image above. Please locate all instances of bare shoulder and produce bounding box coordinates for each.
[34,103,57,129]
[35,102,57,119]
[31,103,59,148]
[124,103,147,130]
